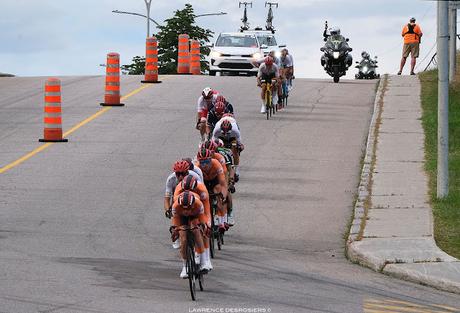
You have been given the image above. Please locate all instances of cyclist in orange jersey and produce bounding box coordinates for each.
[194,148,228,232]
[171,191,211,278]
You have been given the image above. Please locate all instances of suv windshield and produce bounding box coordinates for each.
[257,35,277,46]
[216,35,258,48]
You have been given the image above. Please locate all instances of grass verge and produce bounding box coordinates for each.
[419,68,460,259]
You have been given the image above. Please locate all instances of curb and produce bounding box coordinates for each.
[345,75,460,294]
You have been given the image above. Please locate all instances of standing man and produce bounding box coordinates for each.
[398,17,423,75]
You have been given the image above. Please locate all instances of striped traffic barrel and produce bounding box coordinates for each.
[189,39,201,75]
[142,36,161,83]
[39,78,68,142]
[100,52,124,106]
[177,34,190,74]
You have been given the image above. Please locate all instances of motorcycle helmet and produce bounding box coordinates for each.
[361,51,370,59]
[329,26,340,36]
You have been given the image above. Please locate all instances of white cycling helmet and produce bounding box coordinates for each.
[202,87,213,99]
[329,26,340,36]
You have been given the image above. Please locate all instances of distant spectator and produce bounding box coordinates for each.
[398,17,423,75]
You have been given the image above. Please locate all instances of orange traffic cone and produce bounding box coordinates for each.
[190,39,201,75]
[39,78,68,142]
[177,34,190,74]
[100,52,124,106]
[142,36,161,83]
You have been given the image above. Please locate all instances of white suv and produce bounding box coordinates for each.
[208,32,264,76]
[243,30,286,58]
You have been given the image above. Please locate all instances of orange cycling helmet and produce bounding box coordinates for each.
[178,191,195,208]
[197,147,213,160]
[221,120,232,133]
[181,175,198,191]
[173,160,190,172]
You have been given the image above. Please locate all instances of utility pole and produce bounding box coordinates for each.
[437,1,449,198]
[144,0,152,37]
[449,2,457,81]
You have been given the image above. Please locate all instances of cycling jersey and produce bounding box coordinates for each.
[197,94,219,118]
[213,152,227,175]
[172,193,207,226]
[194,158,224,182]
[212,118,241,145]
[165,170,201,197]
[280,54,294,68]
[207,102,234,131]
[216,147,233,165]
[191,166,204,182]
[174,182,210,225]
[258,63,280,79]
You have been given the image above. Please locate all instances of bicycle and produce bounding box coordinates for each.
[261,79,276,120]
[281,77,289,107]
[176,223,205,301]
[208,192,224,257]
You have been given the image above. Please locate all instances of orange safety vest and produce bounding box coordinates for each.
[402,24,422,44]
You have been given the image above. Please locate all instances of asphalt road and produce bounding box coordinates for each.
[0,75,459,313]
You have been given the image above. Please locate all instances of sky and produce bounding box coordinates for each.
[0,0,442,79]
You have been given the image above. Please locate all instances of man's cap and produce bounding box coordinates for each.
[410,17,416,22]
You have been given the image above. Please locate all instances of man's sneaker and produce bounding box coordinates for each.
[227,213,235,226]
[260,104,266,113]
[180,266,188,279]
[172,239,180,249]
[410,72,416,75]
[397,71,402,75]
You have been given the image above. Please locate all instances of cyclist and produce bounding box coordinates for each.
[164,160,202,248]
[174,175,213,271]
[257,56,280,113]
[182,157,204,182]
[280,48,294,89]
[170,191,211,278]
[212,117,244,182]
[207,100,234,136]
[194,148,228,232]
[196,87,218,142]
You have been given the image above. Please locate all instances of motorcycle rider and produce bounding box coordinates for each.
[355,51,379,79]
[321,26,353,69]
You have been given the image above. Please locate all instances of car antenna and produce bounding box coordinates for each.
[265,2,278,34]
[239,2,252,32]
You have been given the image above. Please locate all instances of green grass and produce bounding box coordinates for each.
[419,68,460,259]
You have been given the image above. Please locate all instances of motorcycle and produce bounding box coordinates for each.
[355,55,380,79]
[320,36,353,83]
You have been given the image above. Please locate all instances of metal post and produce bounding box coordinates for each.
[449,5,457,81]
[438,1,450,198]
[144,0,152,37]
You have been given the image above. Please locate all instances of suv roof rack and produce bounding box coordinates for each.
[239,2,252,32]
[265,2,278,34]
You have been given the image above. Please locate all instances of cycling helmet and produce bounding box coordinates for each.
[182,157,194,170]
[216,95,226,103]
[202,87,213,99]
[361,51,370,59]
[178,191,195,208]
[181,175,198,191]
[202,140,217,152]
[214,138,224,148]
[197,148,213,160]
[264,56,274,66]
[221,120,232,133]
[329,26,340,36]
[214,101,226,115]
[173,160,190,172]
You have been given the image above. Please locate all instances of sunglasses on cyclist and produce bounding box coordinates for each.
[199,159,211,165]
[175,171,188,177]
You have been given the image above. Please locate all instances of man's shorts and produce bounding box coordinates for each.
[402,43,420,58]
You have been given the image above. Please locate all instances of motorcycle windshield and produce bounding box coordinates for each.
[325,35,347,51]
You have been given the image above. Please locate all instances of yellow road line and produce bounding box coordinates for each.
[0,83,152,174]
[364,303,451,313]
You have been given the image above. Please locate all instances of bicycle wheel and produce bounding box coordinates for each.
[186,234,196,301]
[210,208,216,259]
[198,271,204,291]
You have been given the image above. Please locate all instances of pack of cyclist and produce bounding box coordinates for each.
[164,87,244,279]
[253,48,295,113]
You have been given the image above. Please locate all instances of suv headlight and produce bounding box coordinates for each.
[252,52,263,59]
[333,51,340,59]
[210,51,222,58]
[275,50,281,58]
